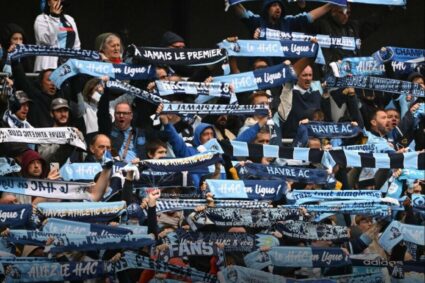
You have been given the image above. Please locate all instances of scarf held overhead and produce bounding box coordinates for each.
[155,80,232,97]
[161,103,269,116]
[8,44,100,61]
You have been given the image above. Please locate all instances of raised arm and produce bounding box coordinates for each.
[309,3,333,22]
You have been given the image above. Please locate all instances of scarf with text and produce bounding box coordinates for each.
[302,121,362,138]
[2,110,33,129]
[0,204,33,229]
[44,233,155,254]
[244,246,350,270]
[161,103,269,116]
[42,218,133,236]
[125,45,227,66]
[373,46,425,65]
[155,80,232,98]
[329,57,423,77]
[258,28,361,51]
[236,163,330,184]
[59,162,102,181]
[140,151,221,172]
[218,140,425,169]
[0,158,21,176]
[218,39,324,64]
[0,127,86,150]
[7,230,68,246]
[50,59,155,88]
[325,75,425,97]
[36,201,126,222]
[287,189,382,205]
[0,177,92,200]
[158,242,222,262]
[379,220,425,252]
[176,230,279,252]
[206,179,285,201]
[155,198,270,213]
[8,44,100,61]
[275,220,350,241]
[213,63,297,93]
[187,207,301,230]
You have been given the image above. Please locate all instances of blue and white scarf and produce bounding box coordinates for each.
[379,220,425,252]
[8,44,100,61]
[411,194,425,211]
[155,80,232,98]
[281,203,392,217]
[50,59,155,88]
[244,246,350,269]
[161,103,268,116]
[188,207,301,230]
[59,162,102,181]
[287,189,382,205]
[140,151,221,172]
[2,110,33,129]
[206,179,285,201]
[106,79,168,105]
[213,63,297,93]
[0,158,21,176]
[0,177,92,200]
[126,45,227,66]
[218,39,324,64]
[45,233,155,254]
[258,28,361,51]
[275,220,349,241]
[0,127,86,150]
[0,204,33,229]
[325,75,425,97]
[373,46,425,65]
[218,265,286,283]
[398,169,425,181]
[42,218,133,236]
[236,163,330,184]
[158,242,221,261]
[7,230,67,246]
[303,122,362,139]
[36,201,126,222]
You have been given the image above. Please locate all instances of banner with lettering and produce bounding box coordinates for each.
[155,80,232,97]
[106,79,168,105]
[379,221,425,252]
[187,207,301,230]
[301,121,362,139]
[373,46,425,65]
[258,28,361,51]
[0,158,21,176]
[140,151,221,172]
[36,201,126,222]
[42,218,133,236]
[325,75,425,97]
[275,220,350,241]
[161,103,269,116]
[213,63,297,93]
[50,59,155,88]
[7,230,68,246]
[244,246,350,270]
[0,127,86,150]
[206,179,285,201]
[218,39,324,64]
[158,242,221,262]
[126,45,227,66]
[0,204,33,228]
[59,163,102,181]
[236,163,330,184]
[0,177,92,200]
[287,189,382,205]
[8,44,100,61]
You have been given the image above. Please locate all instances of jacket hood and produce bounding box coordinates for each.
[20,150,48,178]
[262,0,284,17]
[0,23,26,51]
[193,123,215,147]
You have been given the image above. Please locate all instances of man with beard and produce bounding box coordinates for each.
[38,98,85,165]
[202,114,236,141]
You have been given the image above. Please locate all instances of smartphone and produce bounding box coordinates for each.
[50,162,60,171]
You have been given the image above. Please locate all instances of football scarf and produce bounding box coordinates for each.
[158,242,222,261]
[218,265,286,283]
[155,80,232,98]
[275,220,350,241]
[50,59,155,88]
[299,121,362,139]
[42,218,133,236]
[161,103,269,116]
[8,44,100,61]
[0,127,86,150]
[0,204,33,229]
[0,158,21,176]
[287,189,382,205]
[59,162,102,181]
[373,46,425,65]
[155,199,270,213]
[0,177,92,200]
[379,220,425,252]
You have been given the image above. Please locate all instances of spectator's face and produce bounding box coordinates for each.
[90,136,112,160]
[253,60,268,70]
[215,115,228,127]
[114,103,133,130]
[15,102,29,121]
[331,6,350,25]
[102,36,121,61]
[169,41,185,48]
[268,3,282,21]
[308,139,321,149]
[386,110,400,130]
[10,32,23,45]
[371,111,389,135]
[0,193,18,204]
[252,95,269,106]
[298,66,313,90]
[52,108,69,126]
[413,77,425,89]
[156,68,168,80]
[41,71,57,96]
[200,128,215,144]
[254,132,270,145]
[149,146,167,159]
[27,160,43,177]
[358,218,372,233]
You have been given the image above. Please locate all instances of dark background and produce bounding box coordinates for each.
[1,0,424,58]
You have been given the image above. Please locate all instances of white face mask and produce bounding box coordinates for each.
[91,91,102,103]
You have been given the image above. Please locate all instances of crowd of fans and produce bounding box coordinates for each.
[0,0,424,282]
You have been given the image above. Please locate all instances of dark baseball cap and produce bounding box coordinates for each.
[51,98,70,111]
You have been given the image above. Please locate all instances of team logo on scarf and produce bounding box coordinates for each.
[275,220,349,241]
